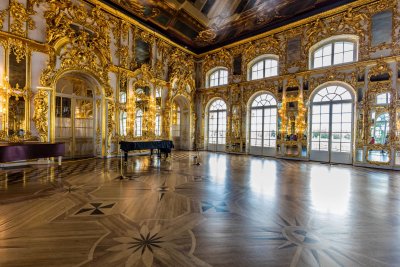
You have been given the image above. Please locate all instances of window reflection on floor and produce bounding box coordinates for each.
[207,154,227,184]
[249,160,277,198]
[310,166,351,215]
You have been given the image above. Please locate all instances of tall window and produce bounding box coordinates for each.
[120,111,127,136]
[208,99,227,145]
[250,58,278,80]
[135,109,143,137]
[249,93,277,148]
[312,41,356,69]
[209,68,228,87]
[311,86,353,153]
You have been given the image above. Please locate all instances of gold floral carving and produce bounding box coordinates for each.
[368,58,392,80]
[9,0,36,36]
[107,101,115,154]
[242,35,283,75]
[9,38,29,63]
[41,28,112,97]
[44,0,73,44]
[0,10,6,29]
[32,90,48,142]
[202,49,232,78]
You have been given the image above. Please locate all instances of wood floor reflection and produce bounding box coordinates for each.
[0,152,399,266]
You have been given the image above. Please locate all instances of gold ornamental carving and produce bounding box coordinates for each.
[196,27,217,44]
[32,90,49,142]
[9,0,36,37]
[0,10,6,29]
[202,49,232,78]
[9,38,29,63]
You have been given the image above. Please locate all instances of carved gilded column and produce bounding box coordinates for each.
[33,87,51,142]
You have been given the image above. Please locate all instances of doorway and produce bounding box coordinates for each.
[55,74,97,158]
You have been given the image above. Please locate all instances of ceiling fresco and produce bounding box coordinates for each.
[101,0,358,53]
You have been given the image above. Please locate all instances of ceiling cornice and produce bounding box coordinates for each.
[87,0,379,57]
[85,0,197,56]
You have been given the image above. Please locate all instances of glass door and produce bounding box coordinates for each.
[208,100,226,152]
[310,86,353,164]
[249,93,277,156]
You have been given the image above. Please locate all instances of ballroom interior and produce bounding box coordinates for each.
[1,0,400,266]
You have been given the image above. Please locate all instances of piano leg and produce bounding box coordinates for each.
[124,152,128,163]
[58,156,62,166]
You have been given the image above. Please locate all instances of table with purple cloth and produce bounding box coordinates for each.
[0,142,65,165]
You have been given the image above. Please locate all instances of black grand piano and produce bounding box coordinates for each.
[119,140,174,162]
[0,142,65,165]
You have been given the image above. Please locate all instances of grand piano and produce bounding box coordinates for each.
[0,142,65,166]
[119,140,174,161]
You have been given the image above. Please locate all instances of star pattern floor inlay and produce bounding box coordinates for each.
[0,151,400,266]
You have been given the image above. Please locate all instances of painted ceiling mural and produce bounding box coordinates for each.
[101,0,357,53]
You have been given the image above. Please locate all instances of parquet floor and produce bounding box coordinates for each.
[1,151,400,266]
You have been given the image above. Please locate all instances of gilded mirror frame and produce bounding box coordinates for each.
[0,43,31,142]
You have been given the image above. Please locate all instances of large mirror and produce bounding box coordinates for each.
[284,101,298,141]
[8,95,25,137]
[9,52,26,89]
[369,111,389,145]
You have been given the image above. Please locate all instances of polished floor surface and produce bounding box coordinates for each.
[0,151,400,267]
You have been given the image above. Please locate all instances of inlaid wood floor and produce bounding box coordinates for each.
[1,151,400,266]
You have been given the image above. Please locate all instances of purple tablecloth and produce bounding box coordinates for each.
[0,142,65,162]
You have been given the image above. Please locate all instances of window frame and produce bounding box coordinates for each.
[208,68,228,88]
[311,39,357,69]
[250,58,278,81]
[376,93,391,105]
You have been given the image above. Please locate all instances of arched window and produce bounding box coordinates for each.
[249,93,277,156]
[135,109,143,137]
[312,40,356,69]
[120,111,127,136]
[372,113,389,144]
[250,58,278,80]
[376,93,391,105]
[310,85,353,164]
[209,68,228,87]
[208,99,227,151]
[312,86,352,102]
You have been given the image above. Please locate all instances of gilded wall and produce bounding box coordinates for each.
[0,0,196,157]
[0,0,399,168]
[197,0,400,168]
